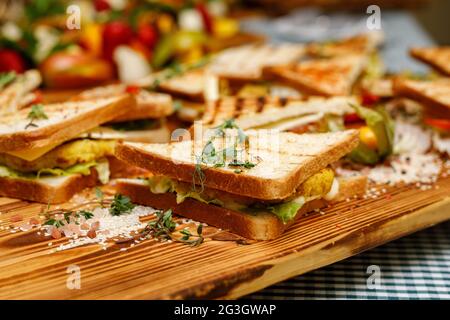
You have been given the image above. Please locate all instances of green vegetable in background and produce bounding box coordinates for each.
[348,142,380,165]
[349,103,395,165]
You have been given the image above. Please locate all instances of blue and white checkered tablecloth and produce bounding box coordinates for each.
[242,10,450,300]
[246,221,450,300]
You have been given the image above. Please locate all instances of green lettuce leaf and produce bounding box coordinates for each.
[350,103,394,161]
[268,197,305,224]
[176,191,224,207]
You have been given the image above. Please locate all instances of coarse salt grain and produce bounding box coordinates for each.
[53,205,157,252]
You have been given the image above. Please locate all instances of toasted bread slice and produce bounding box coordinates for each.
[307,32,384,58]
[393,78,450,111]
[83,123,171,143]
[200,96,355,129]
[0,95,134,153]
[265,54,368,96]
[76,84,173,122]
[208,43,305,81]
[116,175,367,240]
[0,70,42,113]
[0,169,100,204]
[135,69,206,102]
[410,47,450,76]
[115,130,359,201]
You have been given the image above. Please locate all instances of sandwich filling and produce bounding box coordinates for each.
[0,139,115,184]
[144,168,339,223]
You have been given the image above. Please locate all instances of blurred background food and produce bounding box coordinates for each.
[0,0,447,89]
[0,0,257,88]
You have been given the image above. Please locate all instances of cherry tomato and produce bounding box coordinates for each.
[361,92,380,106]
[137,24,158,49]
[424,118,450,131]
[0,49,26,73]
[125,85,140,95]
[359,126,378,150]
[344,113,363,124]
[102,21,134,60]
[94,0,110,12]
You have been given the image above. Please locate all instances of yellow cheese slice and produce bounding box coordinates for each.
[6,142,61,161]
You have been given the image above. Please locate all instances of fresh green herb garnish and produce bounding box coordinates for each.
[144,209,204,246]
[77,210,94,220]
[43,218,65,228]
[43,208,95,228]
[110,194,135,216]
[0,72,16,89]
[228,160,256,169]
[25,104,48,129]
[192,119,256,189]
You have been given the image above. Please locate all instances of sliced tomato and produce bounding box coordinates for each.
[125,85,140,94]
[424,118,450,131]
[344,112,363,124]
[361,92,380,106]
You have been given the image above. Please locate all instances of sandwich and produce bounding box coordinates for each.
[135,68,206,102]
[410,47,450,76]
[393,77,450,118]
[0,95,134,203]
[306,32,384,58]
[0,70,42,113]
[75,83,174,143]
[114,126,366,240]
[208,43,305,82]
[200,96,356,132]
[264,54,369,96]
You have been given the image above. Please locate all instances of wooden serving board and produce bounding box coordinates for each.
[1,177,450,300]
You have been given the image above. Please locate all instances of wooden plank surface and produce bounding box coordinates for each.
[0,177,450,300]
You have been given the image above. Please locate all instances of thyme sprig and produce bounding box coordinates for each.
[110,194,135,216]
[25,104,48,129]
[143,209,204,246]
[192,119,257,191]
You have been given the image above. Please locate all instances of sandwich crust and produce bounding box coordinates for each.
[0,95,135,153]
[115,130,359,200]
[0,169,99,204]
[116,175,367,240]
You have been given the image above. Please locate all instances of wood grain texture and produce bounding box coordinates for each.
[0,177,450,300]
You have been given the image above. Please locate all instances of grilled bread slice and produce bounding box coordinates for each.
[410,47,450,76]
[208,43,305,81]
[200,96,355,130]
[116,175,367,240]
[115,129,359,201]
[393,78,450,113]
[75,84,173,122]
[265,54,368,96]
[0,95,134,153]
[0,69,42,113]
[307,32,384,57]
[135,69,206,102]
